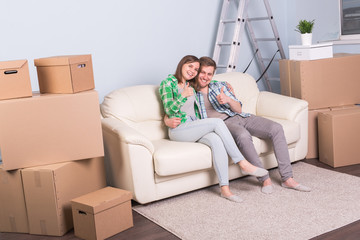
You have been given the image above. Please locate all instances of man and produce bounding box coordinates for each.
[165,56,310,194]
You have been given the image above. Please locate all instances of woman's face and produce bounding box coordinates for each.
[181,61,199,81]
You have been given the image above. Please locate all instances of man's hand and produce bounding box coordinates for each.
[164,115,181,128]
[181,82,194,98]
[216,86,231,105]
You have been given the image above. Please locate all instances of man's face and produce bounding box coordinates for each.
[197,65,215,89]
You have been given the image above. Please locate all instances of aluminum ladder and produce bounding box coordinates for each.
[213,0,285,91]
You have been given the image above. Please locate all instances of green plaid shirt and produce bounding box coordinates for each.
[159,74,201,124]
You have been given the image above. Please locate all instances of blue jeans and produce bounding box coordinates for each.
[168,118,245,186]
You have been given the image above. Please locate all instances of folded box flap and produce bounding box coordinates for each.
[0,59,27,70]
[34,55,91,67]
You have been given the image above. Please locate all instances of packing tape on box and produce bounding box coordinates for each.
[34,171,42,188]
[40,220,48,235]
[9,216,17,232]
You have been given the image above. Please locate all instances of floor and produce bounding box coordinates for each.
[1,159,359,240]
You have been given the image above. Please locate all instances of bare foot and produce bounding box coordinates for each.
[282,177,299,188]
[262,177,272,187]
[238,160,258,173]
[220,185,233,197]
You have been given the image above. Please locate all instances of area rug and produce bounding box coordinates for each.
[133,162,360,240]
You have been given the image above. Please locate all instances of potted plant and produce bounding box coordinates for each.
[295,19,315,45]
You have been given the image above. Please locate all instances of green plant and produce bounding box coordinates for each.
[295,19,315,34]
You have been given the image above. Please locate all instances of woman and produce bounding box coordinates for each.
[159,55,268,203]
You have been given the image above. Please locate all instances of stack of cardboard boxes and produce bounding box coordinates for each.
[0,55,133,239]
[280,53,360,167]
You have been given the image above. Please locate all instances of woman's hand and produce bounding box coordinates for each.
[164,115,181,128]
[181,82,194,98]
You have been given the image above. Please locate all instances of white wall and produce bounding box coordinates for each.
[0,0,222,102]
[1,0,360,103]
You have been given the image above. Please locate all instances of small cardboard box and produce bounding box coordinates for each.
[279,54,360,109]
[34,54,94,94]
[0,165,29,233]
[289,43,333,60]
[0,90,104,170]
[0,59,32,100]
[318,107,360,167]
[21,157,106,236]
[71,187,133,240]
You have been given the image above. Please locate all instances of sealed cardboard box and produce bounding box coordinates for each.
[71,187,133,240]
[0,165,29,233]
[0,90,104,170]
[0,59,32,100]
[318,107,360,167]
[21,157,106,236]
[289,43,333,60]
[279,54,360,109]
[34,55,94,94]
[307,105,359,159]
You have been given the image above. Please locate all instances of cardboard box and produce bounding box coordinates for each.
[289,43,333,60]
[279,54,360,109]
[34,55,94,94]
[318,107,360,167]
[71,187,133,240]
[306,105,359,159]
[0,165,29,233]
[21,157,106,236]
[0,90,104,170]
[0,59,32,100]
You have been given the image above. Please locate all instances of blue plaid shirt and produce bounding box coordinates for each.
[197,81,251,119]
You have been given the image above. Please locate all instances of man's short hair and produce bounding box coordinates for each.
[199,56,217,72]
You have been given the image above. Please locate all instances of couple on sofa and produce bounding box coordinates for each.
[159,55,310,203]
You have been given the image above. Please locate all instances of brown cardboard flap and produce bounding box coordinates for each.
[0,60,27,70]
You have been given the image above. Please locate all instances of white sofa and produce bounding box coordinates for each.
[100,72,308,204]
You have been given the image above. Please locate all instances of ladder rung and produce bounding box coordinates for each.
[255,38,276,42]
[217,42,232,46]
[247,17,269,21]
[221,19,237,23]
[217,65,228,68]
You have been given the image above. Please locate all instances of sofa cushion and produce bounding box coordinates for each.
[152,139,212,176]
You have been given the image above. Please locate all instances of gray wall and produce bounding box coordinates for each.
[1,0,360,102]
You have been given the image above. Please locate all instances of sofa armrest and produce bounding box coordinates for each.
[101,117,154,154]
[257,91,308,160]
[101,117,157,203]
[256,91,308,121]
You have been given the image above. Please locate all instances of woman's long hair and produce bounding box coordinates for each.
[174,55,199,84]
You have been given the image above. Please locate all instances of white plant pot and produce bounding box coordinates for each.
[301,33,312,46]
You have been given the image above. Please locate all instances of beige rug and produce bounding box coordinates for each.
[133,162,360,240]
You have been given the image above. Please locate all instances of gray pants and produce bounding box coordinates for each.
[224,115,293,182]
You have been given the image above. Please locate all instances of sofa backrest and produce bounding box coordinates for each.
[101,85,168,140]
[100,72,260,140]
[213,72,260,114]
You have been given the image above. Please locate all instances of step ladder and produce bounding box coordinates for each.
[213,0,285,91]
